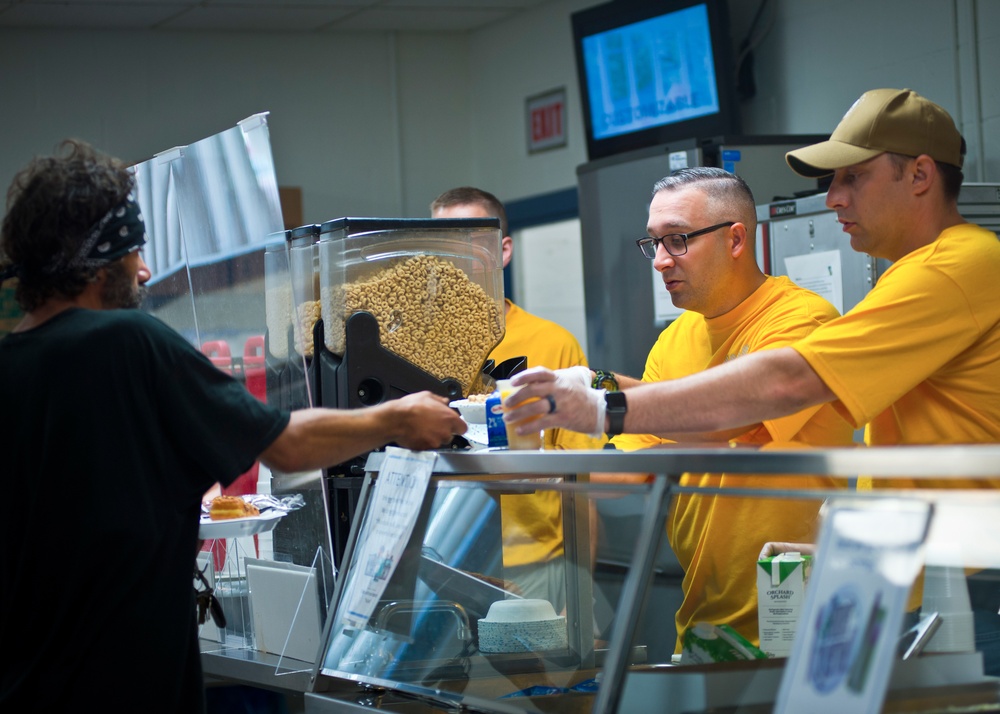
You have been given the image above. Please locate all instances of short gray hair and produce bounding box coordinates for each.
[652,167,757,234]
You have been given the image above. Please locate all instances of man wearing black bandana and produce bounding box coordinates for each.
[0,140,466,712]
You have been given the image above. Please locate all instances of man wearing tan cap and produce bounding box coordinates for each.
[503,88,1000,673]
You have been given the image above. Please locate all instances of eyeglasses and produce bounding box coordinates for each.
[635,221,737,259]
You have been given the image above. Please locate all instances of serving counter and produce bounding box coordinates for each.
[201,445,1000,713]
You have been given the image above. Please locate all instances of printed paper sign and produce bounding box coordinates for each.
[784,250,844,314]
[774,499,932,714]
[340,447,436,629]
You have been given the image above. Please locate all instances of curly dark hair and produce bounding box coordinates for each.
[1,139,134,312]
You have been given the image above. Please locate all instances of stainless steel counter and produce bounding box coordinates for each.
[358,444,1000,714]
[203,443,1000,713]
[367,443,1000,480]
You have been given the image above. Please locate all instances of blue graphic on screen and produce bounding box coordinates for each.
[582,3,720,141]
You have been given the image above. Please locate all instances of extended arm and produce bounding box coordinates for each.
[594,371,750,443]
[260,391,467,473]
[625,347,835,438]
[507,347,835,438]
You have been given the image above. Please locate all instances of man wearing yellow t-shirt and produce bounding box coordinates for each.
[577,167,853,651]
[431,186,603,612]
[504,89,1000,673]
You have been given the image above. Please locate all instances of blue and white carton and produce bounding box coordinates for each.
[485,391,507,448]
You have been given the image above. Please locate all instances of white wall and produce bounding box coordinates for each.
[459,0,999,196]
[0,0,997,223]
[0,28,473,223]
[730,0,1000,183]
[456,0,599,204]
[513,218,588,349]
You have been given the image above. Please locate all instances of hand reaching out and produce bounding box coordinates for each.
[389,391,468,450]
[504,366,607,438]
[758,541,816,559]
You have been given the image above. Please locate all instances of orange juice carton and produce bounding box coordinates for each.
[757,552,812,657]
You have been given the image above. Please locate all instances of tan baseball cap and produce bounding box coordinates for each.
[786,88,965,178]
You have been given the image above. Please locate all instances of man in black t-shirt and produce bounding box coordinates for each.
[0,139,466,712]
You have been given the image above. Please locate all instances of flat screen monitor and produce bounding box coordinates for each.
[572,0,741,161]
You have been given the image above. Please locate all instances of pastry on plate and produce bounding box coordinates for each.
[208,495,260,520]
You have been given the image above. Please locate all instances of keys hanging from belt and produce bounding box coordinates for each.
[194,563,227,628]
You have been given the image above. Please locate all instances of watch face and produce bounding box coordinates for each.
[597,377,615,390]
[605,389,627,436]
[605,391,627,409]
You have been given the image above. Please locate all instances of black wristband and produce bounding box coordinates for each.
[605,390,627,437]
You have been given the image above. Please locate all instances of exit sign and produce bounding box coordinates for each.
[526,87,567,153]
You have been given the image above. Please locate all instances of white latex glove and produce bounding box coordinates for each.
[504,366,607,438]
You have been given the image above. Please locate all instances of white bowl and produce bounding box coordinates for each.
[450,398,487,424]
[481,598,559,623]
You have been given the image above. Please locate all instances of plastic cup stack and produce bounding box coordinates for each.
[922,564,976,653]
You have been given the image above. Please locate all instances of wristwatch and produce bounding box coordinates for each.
[592,369,618,391]
[605,391,627,437]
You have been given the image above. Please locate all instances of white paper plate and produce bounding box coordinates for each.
[462,422,489,446]
[199,509,285,539]
[450,399,488,424]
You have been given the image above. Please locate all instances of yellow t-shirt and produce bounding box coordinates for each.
[794,223,1000,489]
[613,276,854,651]
[490,300,606,568]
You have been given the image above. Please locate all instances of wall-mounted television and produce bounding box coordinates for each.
[571,0,741,162]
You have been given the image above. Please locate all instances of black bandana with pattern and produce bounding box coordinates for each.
[0,192,148,285]
[59,192,148,272]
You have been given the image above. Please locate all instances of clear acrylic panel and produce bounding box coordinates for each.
[318,473,656,713]
[312,448,1000,714]
[132,115,335,667]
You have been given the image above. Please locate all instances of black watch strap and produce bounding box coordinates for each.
[605,390,627,437]
[593,369,618,391]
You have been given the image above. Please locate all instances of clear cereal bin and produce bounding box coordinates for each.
[263,232,291,360]
[288,223,321,357]
[317,217,505,395]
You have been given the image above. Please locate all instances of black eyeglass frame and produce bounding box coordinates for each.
[635,221,737,259]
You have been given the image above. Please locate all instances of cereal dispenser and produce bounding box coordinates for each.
[263,226,319,413]
[263,231,308,413]
[314,217,505,414]
[266,217,507,461]
[288,223,321,360]
[309,217,506,559]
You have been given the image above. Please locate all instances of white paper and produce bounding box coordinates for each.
[247,560,321,663]
[669,150,689,170]
[783,250,844,314]
[340,447,436,629]
[651,260,685,322]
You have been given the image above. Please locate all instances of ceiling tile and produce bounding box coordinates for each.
[0,0,546,32]
[327,6,512,32]
[0,3,184,30]
[158,5,357,32]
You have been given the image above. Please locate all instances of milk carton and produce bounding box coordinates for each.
[485,391,507,448]
[757,552,812,657]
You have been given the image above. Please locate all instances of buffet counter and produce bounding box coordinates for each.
[202,444,1000,713]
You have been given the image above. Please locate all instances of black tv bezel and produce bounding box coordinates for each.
[571,0,742,162]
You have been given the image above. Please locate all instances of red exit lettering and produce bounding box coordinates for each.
[531,102,564,142]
